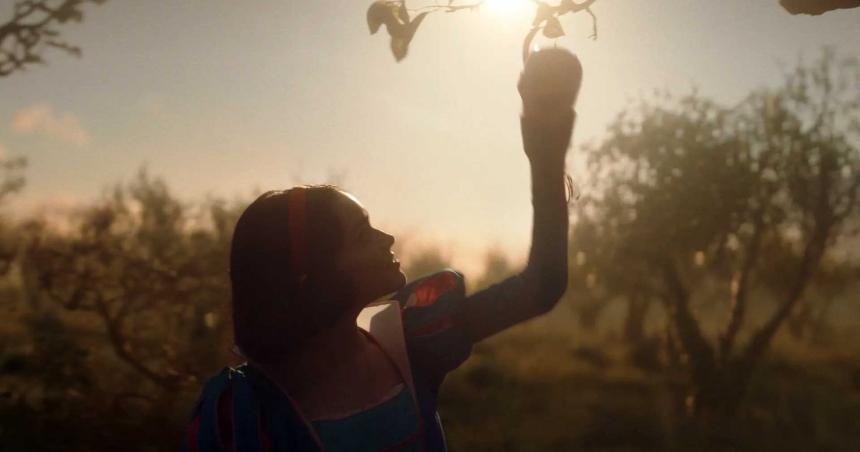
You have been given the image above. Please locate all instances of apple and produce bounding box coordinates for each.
[518,48,582,117]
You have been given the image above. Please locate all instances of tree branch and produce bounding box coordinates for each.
[91,292,180,390]
[740,221,829,367]
[718,208,766,362]
[741,140,844,364]
[0,0,106,78]
[833,171,860,223]
[660,258,715,381]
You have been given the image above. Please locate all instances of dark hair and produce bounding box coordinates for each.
[230,185,346,360]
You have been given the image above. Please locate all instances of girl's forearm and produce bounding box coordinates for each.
[523,155,569,311]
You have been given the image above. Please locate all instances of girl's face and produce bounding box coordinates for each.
[329,191,406,307]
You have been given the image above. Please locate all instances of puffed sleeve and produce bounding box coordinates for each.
[392,270,473,387]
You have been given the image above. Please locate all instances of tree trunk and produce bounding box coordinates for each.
[623,294,650,343]
[787,300,812,340]
[690,362,749,420]
[576,296,605,331]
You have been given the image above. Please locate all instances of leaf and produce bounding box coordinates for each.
[24,54,44,64]
[391,37,408,61]
[543,16,565,38]
[406,11,429,39]
[367,1,397,34]
[558,0,575,15]
[532,2,553,26]
[398,1,410,23]
[389,11,428,61]
[55,4,84,23]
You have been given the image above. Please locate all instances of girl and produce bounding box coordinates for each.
[186,48,581,452]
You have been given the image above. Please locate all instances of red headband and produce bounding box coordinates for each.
[287,187,307,286]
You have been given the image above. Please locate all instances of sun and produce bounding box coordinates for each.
[483,0,532,18]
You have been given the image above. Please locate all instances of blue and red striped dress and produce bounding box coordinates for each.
[185,270,475,452]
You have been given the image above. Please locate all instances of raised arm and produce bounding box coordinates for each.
[457,49,580,343]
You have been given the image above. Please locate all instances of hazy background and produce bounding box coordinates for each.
[2,0,858,272]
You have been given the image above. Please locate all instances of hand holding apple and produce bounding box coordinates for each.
[518,48,582,166]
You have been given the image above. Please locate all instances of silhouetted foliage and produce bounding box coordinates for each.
[366,0,600,63]
[24,169,242,389]
[0,156,26,276]
[786,255,858,342]
[0,0,107,77]
[781,0,860,15]
[0,169,247,450]
[0,155,26,204]
[576,48,860,421]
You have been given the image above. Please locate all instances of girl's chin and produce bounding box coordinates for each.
[357,273,407,304]
[385,271,407,294]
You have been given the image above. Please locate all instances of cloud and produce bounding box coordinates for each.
[11,103,91,146]
[0,142,6,159]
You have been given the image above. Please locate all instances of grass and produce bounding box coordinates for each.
[436,305,860,451]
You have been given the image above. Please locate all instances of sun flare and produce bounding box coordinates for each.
[483,0,531,18]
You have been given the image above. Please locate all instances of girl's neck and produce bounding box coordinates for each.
[261,310,364,381]
[252,306,404,420]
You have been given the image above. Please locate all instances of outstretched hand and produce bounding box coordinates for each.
[518,48,582,168]
[458,49,579,343]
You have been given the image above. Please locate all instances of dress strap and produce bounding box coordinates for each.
[358,301,426,451]
[357,301,416,394]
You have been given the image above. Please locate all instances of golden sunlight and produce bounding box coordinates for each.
[483,0,532,18]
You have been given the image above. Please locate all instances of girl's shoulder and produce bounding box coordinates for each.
[393,269,466,333]
[184,365,317,452]
[391,269,473,382]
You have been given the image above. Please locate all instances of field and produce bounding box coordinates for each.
[439,299,860,451]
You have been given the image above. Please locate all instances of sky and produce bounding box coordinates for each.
[1,0,859,275]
